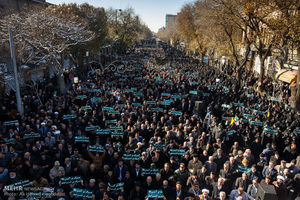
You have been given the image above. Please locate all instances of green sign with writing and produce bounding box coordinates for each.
[61,176,82,185]
[75,136,89,143]
[123,154,140,160]
[170,149,185,156]
[88,145,104,153]
[148,190,164,198]
[72,188,93,199]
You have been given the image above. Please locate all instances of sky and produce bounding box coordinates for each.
[47,0,195,33]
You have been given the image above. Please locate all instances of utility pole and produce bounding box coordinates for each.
[9,27,23,116]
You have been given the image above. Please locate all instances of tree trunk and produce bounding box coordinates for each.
[58,73,66,94]
[295,47,300,111]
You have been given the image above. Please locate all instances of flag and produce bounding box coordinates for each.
[230,117,234,125]
[234,116,239,126]
[267,112,270,118]
[225,118,230,125]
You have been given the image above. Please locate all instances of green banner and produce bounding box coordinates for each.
[234,103,244,107]
[109,110,120,114]
[243,114,256,119]
[111,132,124,137]
[76,95,87,99]
[123,154,140,160]
[63,114,75,120]
[117,104,125,108]
[237,165,251,174]
[171,95,181,99]
[93,89,101,93]
[134,77,142,80]
[170,111,182,116]
[263,127,278,134]
[81,106,91,110]
[4,120,18,126]
[88,145,104,153]
[5,180,30,188]
[105,119,118,124]
[161,93,170,97]
[104,106,114,111]
[226,130,236,136]
[247,94,254,98]
[146,101,156,105]
[251,121,263,126]
[96,129,110,135]
[75,136,89,143]
[294,129,300,134]
[85,125,100,131]
[189,90,198,95]
[110,126,123,131]
[209,85,216,89]
[148,190,164,199]
[132,103,142,107]
[240,118,249,123]
[152,107,163,112]
[108,182,124,191]
[252,109,265,115]
[72,188,93,199]
[61,176,82,185]
[170,149,185,156]
[24,133,40,139]
[271,97,280,102]
[142,168,159,175]
[134,92,144,97]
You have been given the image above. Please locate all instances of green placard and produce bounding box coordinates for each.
[81,87,88,91]
[189,90,198,95]
[237,165,251,173]
[88,145,104,152]
[132,103,142,107]
[105,120,118,124]
[110,126,123,131]
[170,149,185,156]
[104,107,114,111]
[294,129,300,134]
[85,125,100,131]
[263,127,278,134]
[209,85,216,89]
[76,95,87,99]
[5,180,30,188]
[24,133,40,139]
[61,176,82,185]
[271,97,280,102]
[75,136,89,143]
[243,114,256,119]
[247,94,254,98]
[123,154,140,160]
[109,110,120,114]
[108,182,124,191]
[63,114,76,120]
[134,77,142,80]
[226,130,236,136]
[111,132,124,137]
[240,118,249,123]
[161,93,170,97]
[117,104,125,108]
[152,107,163,112]
[148,190,164,198]
[146,101,156,105]
[142,168,159,175]
[172,95,181,99]
[170,111,182,116]
[250,121,263,126]
[96,129,110,135]
[93,89,101,92]
[72,188,93,199]
[91,97,102,103]
[134,92,144,97]
[203,93,210,96]
[252,109,265,115]
[131,87,137,91]
[4,120,19,126]
[81,106,91,110]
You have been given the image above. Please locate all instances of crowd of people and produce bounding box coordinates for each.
[0,42,299,200]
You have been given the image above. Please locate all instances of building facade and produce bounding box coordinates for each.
[165,14,177,28]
